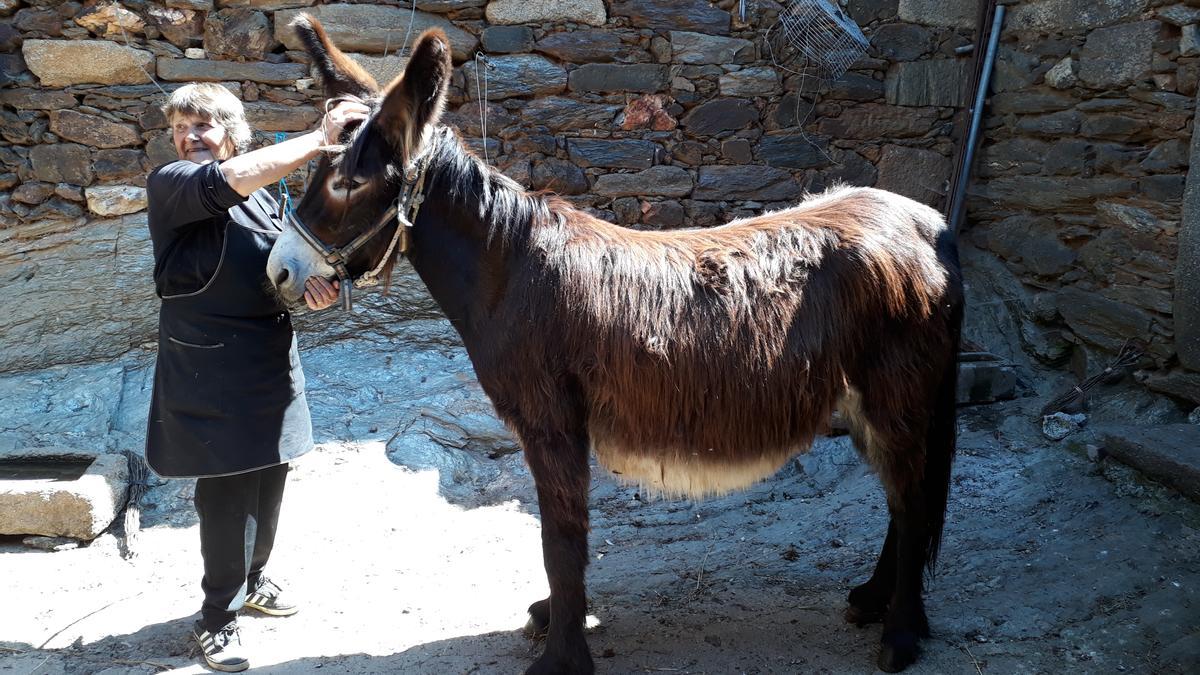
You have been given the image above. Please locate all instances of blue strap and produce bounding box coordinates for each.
[274,132,293,215]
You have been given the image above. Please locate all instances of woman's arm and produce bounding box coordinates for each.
[220,101,369,197]
[219,130,324,198]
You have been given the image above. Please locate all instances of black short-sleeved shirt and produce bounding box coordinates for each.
[144,160,314,478]
[148,160,279,300]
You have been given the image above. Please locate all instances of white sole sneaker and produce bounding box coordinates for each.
[193,622,250,672]
[244,580,299,616]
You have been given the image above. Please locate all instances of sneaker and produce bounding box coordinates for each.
[192,620,249,672]
[244,577,299,617]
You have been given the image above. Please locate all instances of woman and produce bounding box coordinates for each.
[144,82,367,672]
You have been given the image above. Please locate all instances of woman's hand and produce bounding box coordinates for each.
[320,101,371,146]
[304,276,340,310]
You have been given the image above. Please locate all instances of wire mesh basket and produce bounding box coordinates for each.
[772,0,871,80]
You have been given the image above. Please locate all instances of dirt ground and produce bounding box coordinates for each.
[1,335,1198,674]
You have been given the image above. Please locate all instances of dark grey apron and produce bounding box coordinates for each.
[146,201,313,478]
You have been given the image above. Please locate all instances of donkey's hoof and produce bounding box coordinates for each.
[524,650,595,675]
[877,630,921,673]
[523,616,549,639]
[846,581,890,626]
[524,598,551,638]
[844,603,887,627]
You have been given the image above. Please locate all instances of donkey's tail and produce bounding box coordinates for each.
[923,289,963,576]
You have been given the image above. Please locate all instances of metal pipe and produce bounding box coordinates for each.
[949,5,1006,234]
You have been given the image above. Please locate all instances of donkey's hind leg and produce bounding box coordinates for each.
[877,474,934,672]
[845,519,896,626]
[520,426,594,675]
[874,339,960,672]
[839,387,934,672]
[840,389,900,627]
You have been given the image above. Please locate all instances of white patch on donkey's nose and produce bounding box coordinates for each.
[267,227,336,302]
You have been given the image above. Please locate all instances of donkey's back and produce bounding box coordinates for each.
[524,186,960,499]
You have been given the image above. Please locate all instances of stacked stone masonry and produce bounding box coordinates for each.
[1,0,1198,405]
[969,0,1200,403]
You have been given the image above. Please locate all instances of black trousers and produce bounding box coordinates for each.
[193,462,289,630]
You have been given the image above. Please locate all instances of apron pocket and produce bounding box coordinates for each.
[167,336,225,349]
[162,335,228,416]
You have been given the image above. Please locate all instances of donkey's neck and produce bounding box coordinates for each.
[404,130,546,337]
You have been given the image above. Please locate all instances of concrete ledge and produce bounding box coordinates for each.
[1098,425,1200,502]
[0,450,128,540]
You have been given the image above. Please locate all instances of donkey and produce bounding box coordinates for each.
[268,17,963,674]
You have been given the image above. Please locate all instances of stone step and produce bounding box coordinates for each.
[957,354,1018,405]
[1097,425,1200,503]
[0,448,128,541]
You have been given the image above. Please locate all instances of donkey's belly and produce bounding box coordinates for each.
[591,435,805,499]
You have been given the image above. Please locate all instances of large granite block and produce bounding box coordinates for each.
[1099,425,1200,502]
[0,449,128,540]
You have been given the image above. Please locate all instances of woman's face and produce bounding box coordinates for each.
[171,114,232,164]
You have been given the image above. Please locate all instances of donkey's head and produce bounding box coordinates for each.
[267,14,451,305]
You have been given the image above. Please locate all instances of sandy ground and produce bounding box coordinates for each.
[1,342,1199,674]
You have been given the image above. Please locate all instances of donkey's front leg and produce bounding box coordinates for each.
[523,429,593,675]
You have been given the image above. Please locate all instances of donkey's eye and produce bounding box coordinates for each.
[332,175,367,191]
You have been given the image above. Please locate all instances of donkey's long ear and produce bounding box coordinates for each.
[291,13,378,99]
[375,29,452,161]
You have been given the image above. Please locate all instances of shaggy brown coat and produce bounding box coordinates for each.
[270,19,964,675]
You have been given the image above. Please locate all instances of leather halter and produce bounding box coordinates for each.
[285,154,429,311]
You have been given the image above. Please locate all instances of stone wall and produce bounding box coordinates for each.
[2,0,1197,407]
[0,0,979,373]
[966,0,1200,404]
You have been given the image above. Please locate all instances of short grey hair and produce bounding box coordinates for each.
[161,83,252,155]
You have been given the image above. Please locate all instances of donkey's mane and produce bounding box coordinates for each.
[423,126,561,250]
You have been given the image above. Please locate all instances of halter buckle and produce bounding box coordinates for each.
[339,279,353,312]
